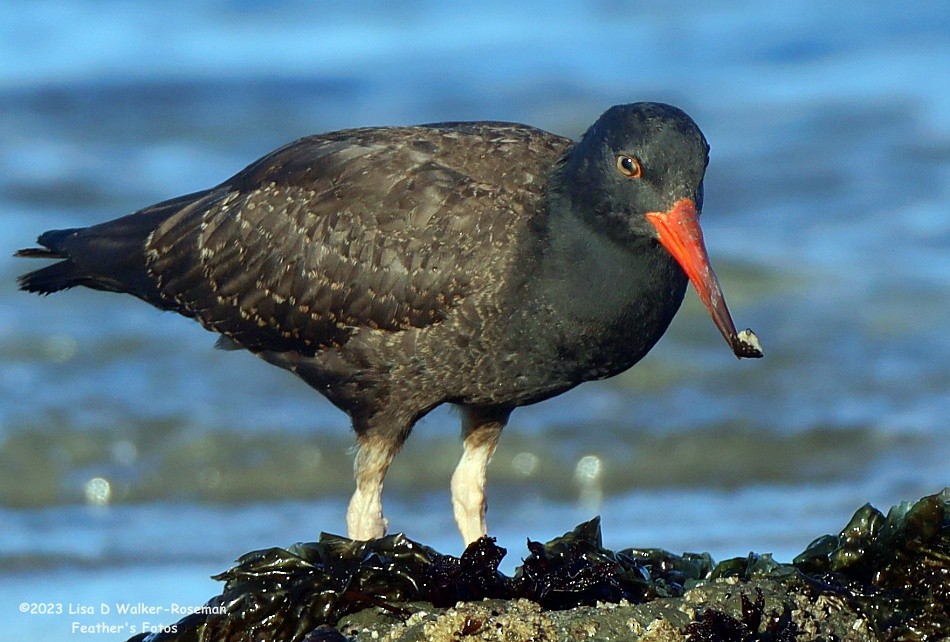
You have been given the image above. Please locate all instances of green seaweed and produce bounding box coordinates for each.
[128,490,950,642]
[794,490,950,641]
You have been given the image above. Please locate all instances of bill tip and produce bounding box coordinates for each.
[734,328,763,359]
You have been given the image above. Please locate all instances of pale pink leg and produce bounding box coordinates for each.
[346,437,395,540]
[451,407,508,545]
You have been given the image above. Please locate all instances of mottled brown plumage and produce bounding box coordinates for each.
[17,103,759,544]
[147,124,566,355]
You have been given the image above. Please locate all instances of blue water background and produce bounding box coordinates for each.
[0,1,948,639]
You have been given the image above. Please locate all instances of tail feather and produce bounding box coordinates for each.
[17,259,88,295]
[14,247,61,259]
[16,187,217,302]
[16,228,88,294]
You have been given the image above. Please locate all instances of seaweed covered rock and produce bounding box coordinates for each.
[793,489,950,640]
[512,517,713,609]
[128,490,950,642]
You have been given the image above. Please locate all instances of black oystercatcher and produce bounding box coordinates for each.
[17,102,761,545]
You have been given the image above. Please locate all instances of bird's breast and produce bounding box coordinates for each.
[509,220,689,386]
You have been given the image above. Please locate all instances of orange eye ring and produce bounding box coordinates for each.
[616,155,642,178]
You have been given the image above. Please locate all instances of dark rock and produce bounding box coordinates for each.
[128,489,950,642]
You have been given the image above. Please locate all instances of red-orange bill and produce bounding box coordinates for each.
[645,199,763,359]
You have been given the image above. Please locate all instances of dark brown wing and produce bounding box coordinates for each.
[144,123,571,355]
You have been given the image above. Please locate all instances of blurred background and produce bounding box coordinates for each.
[1,1,948,638]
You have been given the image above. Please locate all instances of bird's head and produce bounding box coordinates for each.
[561,102,762,359]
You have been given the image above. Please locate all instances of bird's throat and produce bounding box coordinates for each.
[523,206,688,378]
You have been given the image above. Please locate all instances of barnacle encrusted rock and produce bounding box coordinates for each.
[129,489,950,642]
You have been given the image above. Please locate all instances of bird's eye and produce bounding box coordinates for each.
[616,155,642,178]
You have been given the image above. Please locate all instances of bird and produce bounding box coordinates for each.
[16,102,762,546]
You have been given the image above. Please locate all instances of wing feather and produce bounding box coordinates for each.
[144,124,570,354]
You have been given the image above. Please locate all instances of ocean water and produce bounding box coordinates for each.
[1,1,948,639]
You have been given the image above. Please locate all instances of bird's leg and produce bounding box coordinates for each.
[451,406,510,546]
[347,434,398,541]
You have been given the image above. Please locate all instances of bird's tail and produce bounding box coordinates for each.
[15,233,95,294]
[15,189,212,300]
